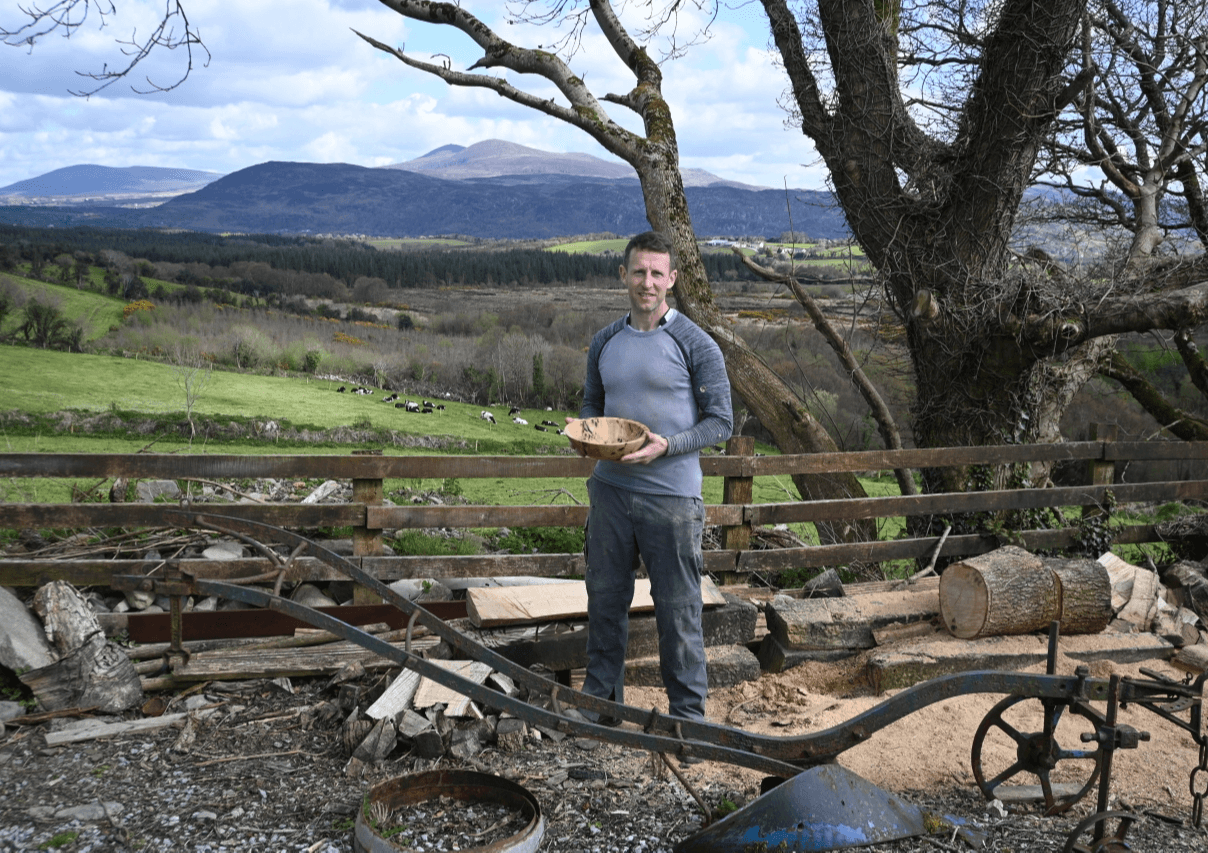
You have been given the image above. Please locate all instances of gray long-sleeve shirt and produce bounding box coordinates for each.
[580,309,732,497]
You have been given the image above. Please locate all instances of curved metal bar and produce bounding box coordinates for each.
[132,512,1132,771]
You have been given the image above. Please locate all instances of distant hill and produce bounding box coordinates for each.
[385,139,767,190]
[128,161,847,239]
[0,165,222,200]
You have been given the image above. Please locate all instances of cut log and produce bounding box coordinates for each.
[1046,558,1113,635]
[939,546,1057,639]
[466,577,727,628]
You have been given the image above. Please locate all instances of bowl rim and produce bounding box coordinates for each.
[565,416,649,445]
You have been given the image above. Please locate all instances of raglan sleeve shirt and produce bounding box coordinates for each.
[580,310,732,497]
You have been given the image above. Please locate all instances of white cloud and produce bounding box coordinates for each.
[0,1,825,191]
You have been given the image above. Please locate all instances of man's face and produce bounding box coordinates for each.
[622,248,677,317]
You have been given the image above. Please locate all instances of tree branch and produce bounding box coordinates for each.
[1099,350,1208,441]
[733,249,918,497]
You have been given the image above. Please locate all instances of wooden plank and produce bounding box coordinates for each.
[161,635,440,682]
[366,669,422,720]
[369,504,742,528]
[411,660,493,716]
[0,503,361,529]
[2,442,1202,484]
[735,526,1159,572]
[739,443,1106,476]
[0,452,595,480]
[466,576,729,628]
[748,480,1208,525]
[44,709,217,746]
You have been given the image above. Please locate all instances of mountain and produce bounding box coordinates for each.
[384,139,767,190]
[127,161,846,239]
[0,165,222,201]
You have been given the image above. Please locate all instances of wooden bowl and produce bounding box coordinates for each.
[565,417,649,460]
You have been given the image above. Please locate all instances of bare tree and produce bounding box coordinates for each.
[170,343,211,440]
[355,1,875,543]
[1,0,208,95]
[758,0,1208,496]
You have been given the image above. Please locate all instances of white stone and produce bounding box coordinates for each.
[0,586,56,672]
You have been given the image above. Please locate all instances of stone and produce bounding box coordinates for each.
[766,588,939,651]
[290,583,337,609]
[0,585,56,673]
[135,479,181,503]
[867,632,1175,692]
[757,634,860,673]
[626,644,760,688]
[202,541,244,561]
[56,802,124,821]
[0,700,24,722]
[302,480,342,504]
[388,578,453,602]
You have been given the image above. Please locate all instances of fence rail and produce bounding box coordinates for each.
[1,435,1206,592]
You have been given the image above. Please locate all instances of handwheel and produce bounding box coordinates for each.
[1062,810,1139,853]
[971,694,1104,815]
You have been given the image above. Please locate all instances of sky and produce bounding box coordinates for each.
[0,0,830,192]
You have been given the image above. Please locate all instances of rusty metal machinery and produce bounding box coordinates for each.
[110,512,1208,849]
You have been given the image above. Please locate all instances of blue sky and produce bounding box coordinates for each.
[0,1,829,191]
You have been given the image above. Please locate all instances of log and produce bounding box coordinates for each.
[939,546,1057,639]
[1046,558,1113,635]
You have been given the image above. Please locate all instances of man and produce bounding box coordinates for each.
[569,230,732,724]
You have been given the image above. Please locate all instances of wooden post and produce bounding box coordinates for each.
[352,450,384,605]
[1084,423,1118,521]
[719,435,754,585]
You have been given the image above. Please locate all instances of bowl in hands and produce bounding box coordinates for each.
[564,417,650,461]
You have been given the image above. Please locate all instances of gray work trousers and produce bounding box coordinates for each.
[583,476,708,721]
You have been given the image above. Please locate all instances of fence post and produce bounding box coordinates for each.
[352,449,384,604]
[719,435,755,585]
[1084,422,1118,521]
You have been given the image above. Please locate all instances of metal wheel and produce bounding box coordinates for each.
[971,694,1104,815]
[1062,810,1139,853]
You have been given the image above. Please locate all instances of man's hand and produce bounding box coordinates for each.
[621,431,668,464]
[564,416,588,457]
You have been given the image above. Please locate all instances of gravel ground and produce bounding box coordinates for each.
[2,673,1206,853]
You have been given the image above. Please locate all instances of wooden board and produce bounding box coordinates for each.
[44,709,217,746]
[411,660,493,717]
[466,576,728,628]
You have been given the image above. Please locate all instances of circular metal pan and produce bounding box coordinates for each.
[353,769,544,853]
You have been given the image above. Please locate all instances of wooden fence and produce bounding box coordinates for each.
[2,435,1208,594]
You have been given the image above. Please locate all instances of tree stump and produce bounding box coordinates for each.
[939,546,1058,639]
[1046,558,1113,635]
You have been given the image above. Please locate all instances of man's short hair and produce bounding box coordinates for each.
[623,231,678,271]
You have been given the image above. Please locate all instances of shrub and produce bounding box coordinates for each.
[494,526,584,554]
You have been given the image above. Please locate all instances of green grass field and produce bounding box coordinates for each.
[367,238,473,250]
[1,273,127,341]
[547,238,628,255]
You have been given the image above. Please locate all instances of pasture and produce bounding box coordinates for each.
[0,274,127,341]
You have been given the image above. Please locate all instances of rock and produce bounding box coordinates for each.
[202,541,244,561]
[626,644,760,688]
[135,479,181,503]
[56,802,124,821]
[0,585,56,673]
[291,584,337,609]
[387,578,453,602]
[123,589,156,611]
[302,480,342,504]
[802,568,845,598]
[0,700,24,722]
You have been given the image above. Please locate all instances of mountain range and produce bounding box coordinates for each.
[0,140,847,240]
